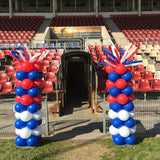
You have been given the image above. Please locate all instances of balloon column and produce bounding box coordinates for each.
[98,40,142,145]
[8,47,50,147]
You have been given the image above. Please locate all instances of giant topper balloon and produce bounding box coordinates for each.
[7,46,50,147]
[98,40,142,145]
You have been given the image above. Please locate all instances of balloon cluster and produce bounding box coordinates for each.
[8,46,50,147]
[98,40,142,145]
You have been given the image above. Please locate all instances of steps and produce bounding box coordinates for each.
[32,18,52,44]
[105,18,129,46]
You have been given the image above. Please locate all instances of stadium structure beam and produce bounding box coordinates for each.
[138,0,141,16]
[95,0,98,17]
[53,0,55,17]
[9,0,12,18]
[15,0,18,12]
[132,0,135,11]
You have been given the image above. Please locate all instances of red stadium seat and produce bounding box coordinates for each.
[48,66,58,73]
[9,74,17,83]
[0,82,12,94]
[139,79,153,91]
[132,71,142,81]
[152,79,160,90]
[142,71,154,80]
[5,66,15,75]
[131,80,139,91]
[42,81,54,93]
[45,72,56,82]
[0,73,8,83]
[135,65,145,73]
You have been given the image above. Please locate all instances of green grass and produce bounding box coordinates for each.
[0,137,160,160]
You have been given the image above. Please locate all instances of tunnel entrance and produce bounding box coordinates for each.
[59,50,95,115]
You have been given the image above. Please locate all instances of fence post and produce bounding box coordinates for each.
[103,92,106,133]
[45,94,49,135]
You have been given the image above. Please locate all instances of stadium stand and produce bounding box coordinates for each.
[111,14,160,45]
[0,16,44,44]
[50,15,110,32]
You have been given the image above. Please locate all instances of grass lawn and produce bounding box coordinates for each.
[0,137,160,160]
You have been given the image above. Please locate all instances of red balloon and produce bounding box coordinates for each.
[21,95,34,105]
[117,94,128,105]
[105,65,115,73]
[115,79,127,89]
[107,95,117,104]
[128,95,134,102]
[115,64,126,75]
[34,95,43,104]
[22,79,34,90]
[106,80,115,89]
[34,61,44,72]
[22,61,34,72]
[16,80,22,87]
[34,79,44,88]
[16,63,22,72]
[15,95,21,102]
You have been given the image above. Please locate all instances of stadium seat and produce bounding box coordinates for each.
[0,82,13,94]
[131,80,139,91]
[139,79,153,91]
[0,73,8,83]
[48,66,58,73]
[132,71,142,81]
[9,74,17,83]
[5,66,15,75]
[154,71,160,79]
[146,64,156,73]
[135,65,145,73]
[45,72,56,82]
[142,71,154,80]
[152,79,160,90]
[42,81,54,93]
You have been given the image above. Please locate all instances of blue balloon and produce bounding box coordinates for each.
[16,70,27,81]
[14,102,26,113]
[27,119,38,130]
[123,102,134,111]
[113,134,124,145]
[27,103,38,113]
[28,87,39,97]
[37,135,42,141]
[26,135,38,147]
[28,70,39,80]
[15,86,27,96]
[37,119,42,125]
[39,88,42,94]
[110,102,122,112]
[121,72,132,81]
[112,118,123,128]
[15,119,26,129]
[124,118,135,128]
[110,119,114,124]
[108,72,120,82]
[109,87,121,97]
[39,72,44,79]
[37,104,42,110]
[124,134,135,145]
[15,136,26,146]
[121,86,133,96]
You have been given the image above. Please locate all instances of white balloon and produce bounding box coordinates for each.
[108,110,118,119]
[118,110,130,121]
[15,112,21,119]
[20,111,33,122]
[32,126,42,136]
[119,126,130,137]
[33,111,43,120]
[130,126,136,134]
[129,110,136,118]
[15,128,21,135]
[109,125,119,135]
[20,127,32,139]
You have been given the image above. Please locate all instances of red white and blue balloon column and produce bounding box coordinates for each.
[8,47,49,147]
[98,40,142,145]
